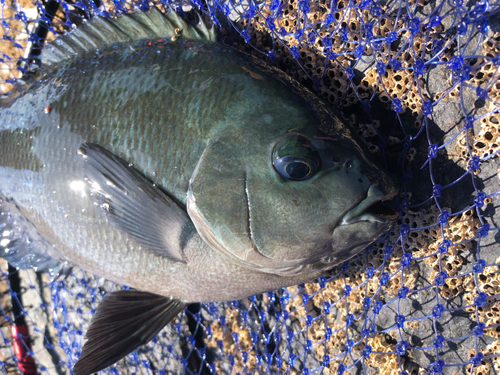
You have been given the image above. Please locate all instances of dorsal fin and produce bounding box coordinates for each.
[41,7,216,70]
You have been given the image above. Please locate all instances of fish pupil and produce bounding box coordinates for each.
[272,134,319,181]
[273,155,317,181]
[285,161,310,179]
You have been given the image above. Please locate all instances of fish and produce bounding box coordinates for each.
[0,7,398,374]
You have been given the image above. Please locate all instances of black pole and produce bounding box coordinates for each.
[18,0,60,76]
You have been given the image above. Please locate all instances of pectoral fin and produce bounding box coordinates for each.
[79,142,194,263]
[73,289,187,375]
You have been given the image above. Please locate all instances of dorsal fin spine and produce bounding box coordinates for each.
[41,7,216,70]
[70,27,100,50]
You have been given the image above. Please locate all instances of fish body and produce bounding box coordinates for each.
[1,40,311,300]
[0,9,397,372]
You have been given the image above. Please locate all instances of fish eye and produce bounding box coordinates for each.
[273,155,317,181]
[272,134,320,181]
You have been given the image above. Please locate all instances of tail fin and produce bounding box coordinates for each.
[73,289,187,375]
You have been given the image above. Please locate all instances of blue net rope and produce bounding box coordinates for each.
[0,0,499,373]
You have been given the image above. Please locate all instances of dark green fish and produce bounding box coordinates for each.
[0,8,397,373]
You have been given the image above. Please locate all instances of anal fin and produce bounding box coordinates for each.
[73,289,187,375]
[79,142,194,263]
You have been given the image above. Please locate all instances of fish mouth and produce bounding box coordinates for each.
[341,185,398,225]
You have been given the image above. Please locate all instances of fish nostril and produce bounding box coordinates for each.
[343,159,353,169]
[332,157,341,163]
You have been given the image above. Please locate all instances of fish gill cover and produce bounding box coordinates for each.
[0,0,499,372]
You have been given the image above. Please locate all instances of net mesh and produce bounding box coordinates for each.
[0,0,499,373]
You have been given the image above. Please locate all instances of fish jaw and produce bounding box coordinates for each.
[326,184,397,264]
[329,219,393,263]
[341,184,396,226]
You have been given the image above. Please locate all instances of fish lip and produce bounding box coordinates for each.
[341,185,395,225]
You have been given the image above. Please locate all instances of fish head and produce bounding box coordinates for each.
[186,59,398,276]
[187,124,398,276]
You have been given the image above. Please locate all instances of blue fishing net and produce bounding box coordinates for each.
[0,0,500,373]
